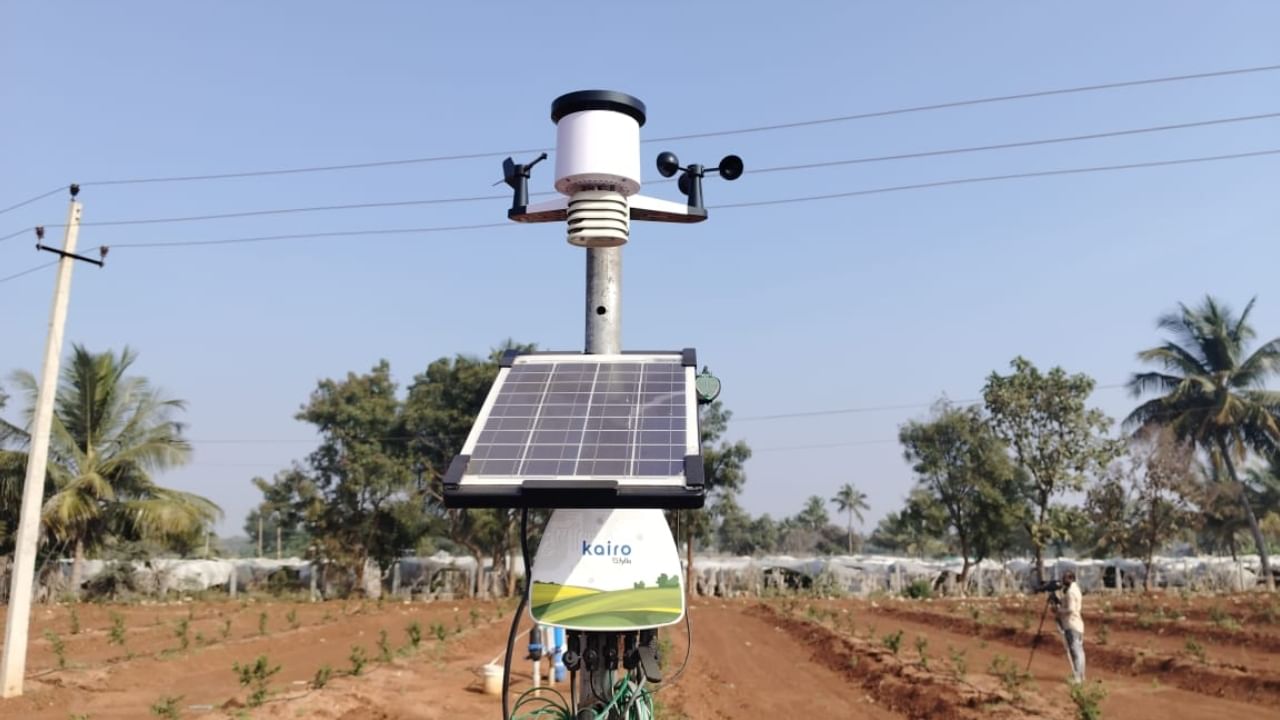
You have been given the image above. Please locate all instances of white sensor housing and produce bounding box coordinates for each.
[554,110,642,197]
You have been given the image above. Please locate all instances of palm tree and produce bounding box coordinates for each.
[831,483,869,554]
[1126,296,1280,590]
[2,345,221,594]
[796,495,830,532]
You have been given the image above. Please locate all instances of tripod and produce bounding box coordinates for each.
[1025,592,1056,673]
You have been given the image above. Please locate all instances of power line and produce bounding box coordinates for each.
[0,260,58,284]
[82,148,1279,250]
[735,384,1128,422]
[652,63,1280,142]
[0,227,34,244]
[3,61,1276,202]
[748,111,1280,175]
[81,146,555,186]
[35,111,1280,231]
[70,193,512,228]
[0,187,65,217]
[713,148,1280,210]
[109,222,512,248]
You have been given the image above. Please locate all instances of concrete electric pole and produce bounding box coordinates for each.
[1,186,104,698]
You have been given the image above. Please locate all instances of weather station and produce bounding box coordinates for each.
[441,89,739,719]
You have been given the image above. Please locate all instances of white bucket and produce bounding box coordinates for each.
[482,663,504,696]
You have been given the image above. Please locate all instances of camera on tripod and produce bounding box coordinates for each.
[1032,579,1064,594]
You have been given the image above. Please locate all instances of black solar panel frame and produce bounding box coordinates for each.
[442,349,705,510]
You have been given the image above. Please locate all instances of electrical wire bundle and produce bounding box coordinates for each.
[509,676,655,720]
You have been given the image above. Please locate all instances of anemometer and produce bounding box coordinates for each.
[441,90,740,719]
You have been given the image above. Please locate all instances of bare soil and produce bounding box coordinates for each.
[2,593,1275,719]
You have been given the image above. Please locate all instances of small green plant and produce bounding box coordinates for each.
[1096,623,1110,646]
[1209,605,1241,632]
[902,579,932,599]
[377,630,392,662]
[149,695,182,719]
[988,654,1031,701]
[406,621,422,649]
[220,618,232,640]
[257,611,269,636]
[1184,638,1206,665]
[312,664,333,689]
[174,619,190,651]
[194,632,207,647]
[69,607,81,635]
[881,629,904,656]
[286,609,300,630]
[322,610,334,622]
[1068,680,1107,720]
[431,622,447,642]
[44,629,68,669]
[69,714,89,720]
[914,636,929,669]
[969,606,981,623]
[469,607,481,628]
[232,655,281,708]
[656,635,673,671]
[1020,612,1032,632]
[349,645,368,676]
[948,646,968,679]
[108,613,126,647]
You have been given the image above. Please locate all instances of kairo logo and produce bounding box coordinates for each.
[581,540,633,565]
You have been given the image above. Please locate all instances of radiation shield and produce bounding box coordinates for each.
[530,508,685,631]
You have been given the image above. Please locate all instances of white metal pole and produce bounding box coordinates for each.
[0,198,83,698]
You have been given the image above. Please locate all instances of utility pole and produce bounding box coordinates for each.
[1,186,101,698]
[257,513,264,558]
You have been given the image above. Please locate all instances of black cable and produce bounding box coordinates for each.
[502,508,531,720]
[32,111,1280,231]
[649,607,693,697]
[0,260,58,284]
[569,668,577,715]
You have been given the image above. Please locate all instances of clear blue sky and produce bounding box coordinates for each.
[3,2,1278,537]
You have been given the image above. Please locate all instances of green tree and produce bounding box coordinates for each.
[868,489,950,558]
[400,343,534,594]
[295,360,421,589]
[243,468,316,558]
[899,403,1023,588]
[795,495,830,531]
[1126,296,1280,589]
[680,396,751,583]
[830,483,869,554]
[0,346,220,593]
[984,357,1119,582]
[1086,430,1204,583]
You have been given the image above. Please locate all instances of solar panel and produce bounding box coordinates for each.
[442,350,705,509]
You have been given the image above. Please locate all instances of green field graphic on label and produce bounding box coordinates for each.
[531,580,682,628]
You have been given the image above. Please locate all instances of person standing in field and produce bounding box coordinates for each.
[1051,570,1085,683]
